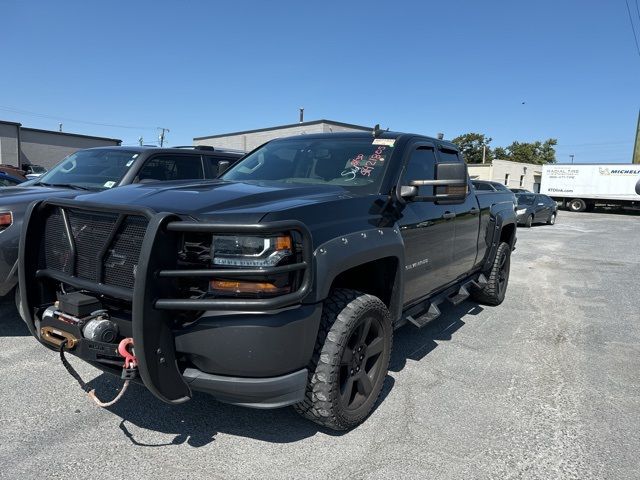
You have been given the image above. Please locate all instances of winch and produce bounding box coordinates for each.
[39,291,136,408]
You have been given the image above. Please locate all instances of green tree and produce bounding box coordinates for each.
[452,133,494,164]
[495,139,558,164]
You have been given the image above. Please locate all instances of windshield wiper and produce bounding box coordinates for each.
[35,182,93,191]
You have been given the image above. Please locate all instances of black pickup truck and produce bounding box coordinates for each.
[19,131,517,430]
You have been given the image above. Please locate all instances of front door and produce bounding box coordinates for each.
[398,144,456,305]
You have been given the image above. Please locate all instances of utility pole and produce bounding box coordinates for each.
[633,109,640,164]
[482,145,487,164]
[158,127,170,147]
[569,154,575,164]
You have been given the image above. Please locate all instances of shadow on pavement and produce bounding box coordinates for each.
[80,300,482,447]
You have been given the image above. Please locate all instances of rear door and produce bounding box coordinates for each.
[398,143,456,304]
[438,146,480,279]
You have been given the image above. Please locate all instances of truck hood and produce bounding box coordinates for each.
[0,185,81,207]
[74,180,354,221]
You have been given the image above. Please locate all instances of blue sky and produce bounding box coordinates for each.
[1,0,639,163]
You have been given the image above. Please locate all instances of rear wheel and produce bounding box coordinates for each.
[471,242,511,306]
[568,198,587,212]
[294,289,392,430]
[547,213,556,225]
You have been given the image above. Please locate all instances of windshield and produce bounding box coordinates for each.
[221,137,396,194]
[517,194,536,205]
[36,149,139,190]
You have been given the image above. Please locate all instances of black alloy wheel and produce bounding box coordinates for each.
[339,314,386,411]
[495,247,510,299]
[294,289,392,430]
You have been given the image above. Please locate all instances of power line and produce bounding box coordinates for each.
[0,105,157,130]
[625,0,640,58]
[636,0,640,23]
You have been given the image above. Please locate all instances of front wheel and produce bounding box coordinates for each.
[524,215,533,228]
[547,213,556,225]
[471,242,511,306]
[294,289,392,430]
[14,286,25,322]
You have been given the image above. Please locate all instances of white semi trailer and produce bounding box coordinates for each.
[541,164,640,212]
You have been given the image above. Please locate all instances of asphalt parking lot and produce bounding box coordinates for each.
[0,210,638,479]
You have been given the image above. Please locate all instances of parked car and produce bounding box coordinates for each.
[23,164,48,180]
[509,187,531,194]
[0,145,243,308]
[472,179,517,205]
[515,193,558,227]
[0,172,25,187]
[19,131,517,431]
[0,165,27,181]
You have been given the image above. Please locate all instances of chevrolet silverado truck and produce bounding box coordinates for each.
[0,145,242,312]
[19,131,517,430]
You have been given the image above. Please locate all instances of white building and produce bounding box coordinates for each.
[468,159,543,192]
[194,119,372,152]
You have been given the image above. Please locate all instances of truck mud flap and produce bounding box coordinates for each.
[132,213,191,404]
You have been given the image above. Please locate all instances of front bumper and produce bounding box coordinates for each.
[20,198,317,408]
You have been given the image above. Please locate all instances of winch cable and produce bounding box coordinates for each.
[59,339,131,408]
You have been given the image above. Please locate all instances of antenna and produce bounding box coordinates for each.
[299,107,304,123]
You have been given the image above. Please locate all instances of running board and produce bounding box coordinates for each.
[407,303,441,329]
[448,285,470,306]
[471,273,488,289]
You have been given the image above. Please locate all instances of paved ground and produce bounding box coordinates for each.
[0,211,638,480]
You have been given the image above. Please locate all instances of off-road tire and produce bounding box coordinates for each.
[471,242,511,306]
[294,289,392,431]
[14,286,25,322]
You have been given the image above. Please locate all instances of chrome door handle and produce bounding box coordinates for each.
[442,211,456,220]
[470,208,479,215]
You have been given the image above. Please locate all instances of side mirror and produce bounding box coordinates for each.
[217,160,230,176]
[409,162,468,201]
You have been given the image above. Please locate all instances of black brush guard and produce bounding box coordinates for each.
[19,198,313,404]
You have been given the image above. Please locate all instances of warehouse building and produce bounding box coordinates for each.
[194,119,372,152]
[468,159,542,192]
[0,120,122,171]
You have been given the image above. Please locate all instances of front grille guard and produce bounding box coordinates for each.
[20,198,314,404]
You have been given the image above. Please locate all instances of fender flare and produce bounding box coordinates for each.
[482,211,516,271]
[308,226,405,322]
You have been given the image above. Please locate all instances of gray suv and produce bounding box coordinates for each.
[0,145,242,309]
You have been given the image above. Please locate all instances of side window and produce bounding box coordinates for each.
[473,182,492,191]
[137,155,204,182]
[401,147,436,196]
[437,147,460,164]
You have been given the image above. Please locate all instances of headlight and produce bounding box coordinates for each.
[210,234,295,297]
[0,212,12,232]
[516,208,527,215]
[211,234,293,267]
